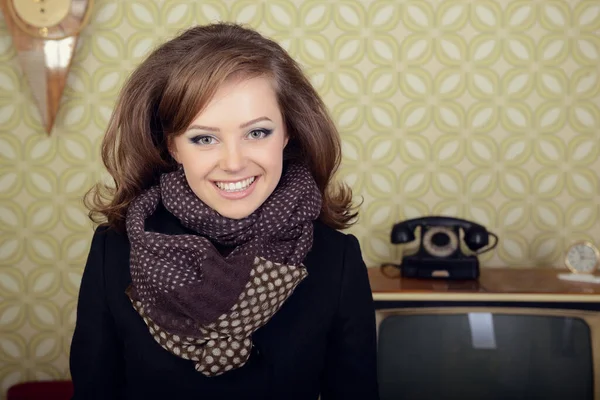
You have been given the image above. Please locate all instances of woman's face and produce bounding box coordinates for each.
[170,76,288,219]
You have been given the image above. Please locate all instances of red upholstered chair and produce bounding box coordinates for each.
[6,380,73,400]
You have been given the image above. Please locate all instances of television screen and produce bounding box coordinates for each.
[378,313,594,400]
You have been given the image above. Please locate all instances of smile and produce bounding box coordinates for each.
[214,177,256,192]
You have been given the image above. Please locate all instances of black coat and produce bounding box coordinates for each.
[69,204,379,400]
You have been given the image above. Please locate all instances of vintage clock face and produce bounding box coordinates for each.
[565,241,600,275]
[13,0,71,30]
[6,0,92,39]
[0,0,94,133]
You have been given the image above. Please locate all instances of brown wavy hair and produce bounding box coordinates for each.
[85,22,357,232]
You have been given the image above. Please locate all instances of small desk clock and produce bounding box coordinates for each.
[565,241,600,275]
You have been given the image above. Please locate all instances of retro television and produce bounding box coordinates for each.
[370,266,600,400]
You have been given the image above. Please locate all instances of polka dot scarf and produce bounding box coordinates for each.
[125,163,322,376]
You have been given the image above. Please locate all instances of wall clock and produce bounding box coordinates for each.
[0,0,94,134]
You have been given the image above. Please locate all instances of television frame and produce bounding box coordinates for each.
[374,303,600,399]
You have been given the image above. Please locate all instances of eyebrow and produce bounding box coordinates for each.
[186,117,273,132]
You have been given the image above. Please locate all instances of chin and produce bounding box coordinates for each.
[214,206,255,220]
[211,197,261,220]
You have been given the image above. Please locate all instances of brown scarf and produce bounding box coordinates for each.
[125,163,321,376]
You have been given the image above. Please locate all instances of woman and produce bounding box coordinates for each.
[70,22,379,400]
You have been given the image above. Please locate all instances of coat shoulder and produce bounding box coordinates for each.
[91,224,130,251]
[309,220,361,266]
[88,224,132,283]
[312,220,351,248]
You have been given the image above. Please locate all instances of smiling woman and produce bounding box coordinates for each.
[71,22,379,400]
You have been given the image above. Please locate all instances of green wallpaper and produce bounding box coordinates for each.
[1,0,599,395]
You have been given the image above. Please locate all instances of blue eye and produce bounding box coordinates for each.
[247,129,273,139]
[189,135,216,145]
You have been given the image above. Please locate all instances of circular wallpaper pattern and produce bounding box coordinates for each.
[0,0,599,395]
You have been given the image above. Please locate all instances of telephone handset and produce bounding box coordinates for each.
[390,216,498,280]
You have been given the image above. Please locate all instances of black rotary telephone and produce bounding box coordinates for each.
[390,216,498,280]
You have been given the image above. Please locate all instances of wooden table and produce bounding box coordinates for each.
[368,265,600,302]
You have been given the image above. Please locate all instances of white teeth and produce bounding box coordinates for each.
[215,177,255,192]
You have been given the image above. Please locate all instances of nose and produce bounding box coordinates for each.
[219,141,246,173]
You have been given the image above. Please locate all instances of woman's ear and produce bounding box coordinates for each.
[167,137,180,163]
[283,132,289,148]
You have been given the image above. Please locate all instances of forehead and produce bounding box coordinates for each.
[190,76,282,125]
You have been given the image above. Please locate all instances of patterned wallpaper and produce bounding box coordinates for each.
[0,0,599,396]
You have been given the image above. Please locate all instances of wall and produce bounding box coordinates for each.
[0,0,599,396]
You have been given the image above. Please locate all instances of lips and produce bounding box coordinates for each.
[214,176,256,192]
